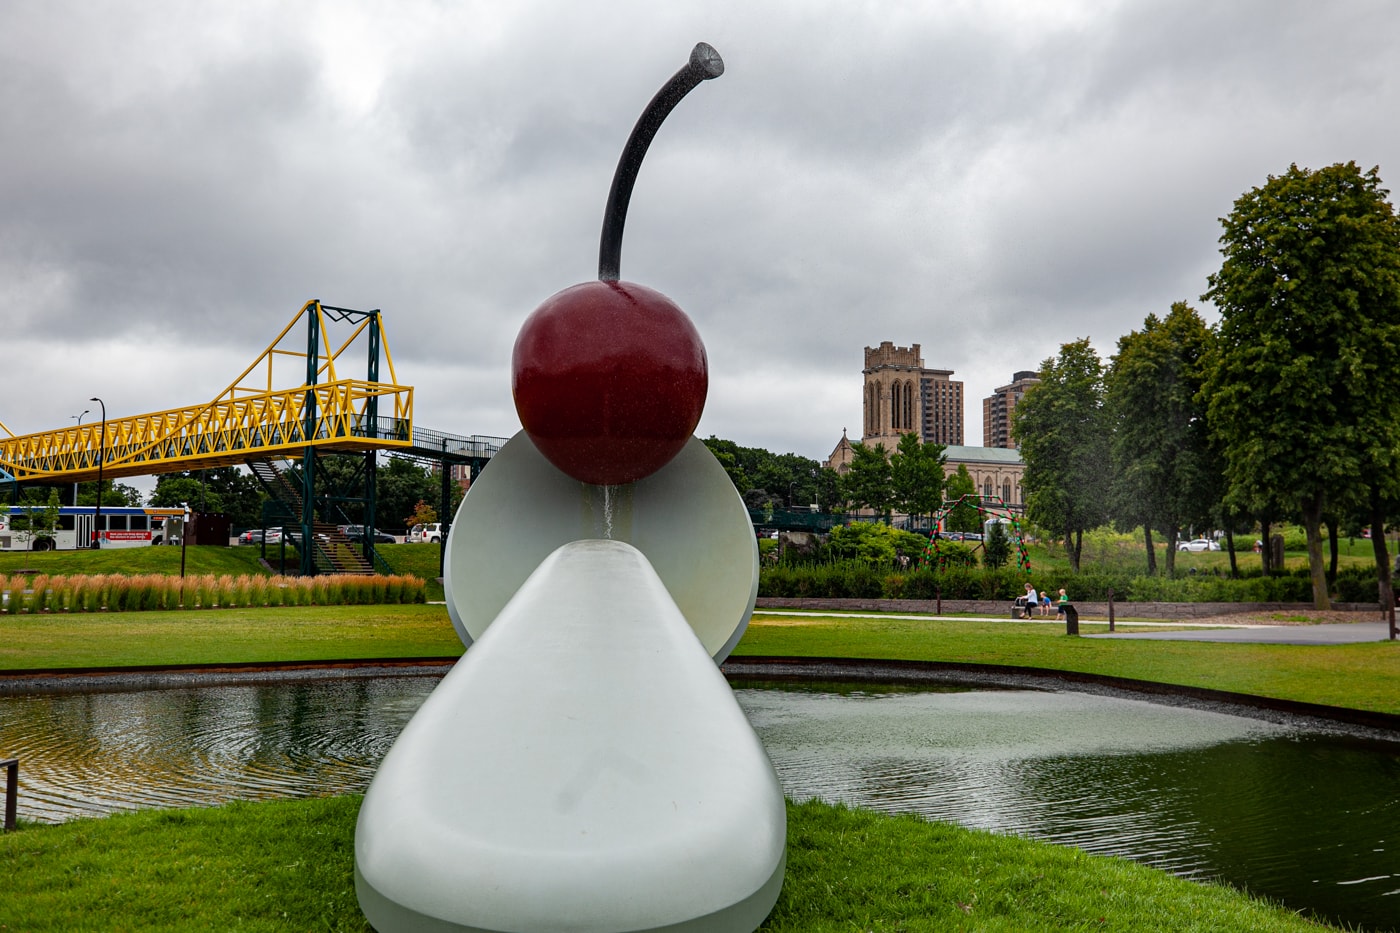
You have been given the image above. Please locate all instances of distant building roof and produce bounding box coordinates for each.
[943,445,1023,465]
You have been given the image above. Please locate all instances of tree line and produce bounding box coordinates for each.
[1015,161,1400,613]
[701,434,976,529]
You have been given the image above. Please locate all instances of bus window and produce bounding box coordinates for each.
[130,515,148,531]
[59,515,75,531]
[108,515,128,531]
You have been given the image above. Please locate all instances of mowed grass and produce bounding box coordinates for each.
[377,543,444,600]
[739,612,1400,715]
[0,796,1337,933]
[0,604,463,671]
[4,605,1397,716]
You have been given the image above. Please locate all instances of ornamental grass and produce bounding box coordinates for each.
[0,572,424,613]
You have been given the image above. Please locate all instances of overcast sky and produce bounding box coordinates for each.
[5,0,1400,482]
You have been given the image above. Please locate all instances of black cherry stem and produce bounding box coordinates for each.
[598,42,724,282]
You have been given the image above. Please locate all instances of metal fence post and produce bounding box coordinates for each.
[1108,587,1115,632]
[1,757,17,831]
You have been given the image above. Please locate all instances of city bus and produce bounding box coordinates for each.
[0,506,186,551]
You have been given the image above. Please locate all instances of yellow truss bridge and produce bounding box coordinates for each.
[0,301,413,485]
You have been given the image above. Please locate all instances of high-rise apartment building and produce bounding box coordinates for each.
[861,342,963,450]
[982,371,1041,449]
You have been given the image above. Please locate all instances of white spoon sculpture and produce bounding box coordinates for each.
[355,43,787,933]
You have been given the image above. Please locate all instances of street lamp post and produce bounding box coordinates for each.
[90,397,105,549]
[180,502,190,578]
[71,410,88,506]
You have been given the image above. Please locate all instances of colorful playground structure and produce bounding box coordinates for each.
[921,493,1032,572]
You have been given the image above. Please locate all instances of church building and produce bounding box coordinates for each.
[824,342,1026,508]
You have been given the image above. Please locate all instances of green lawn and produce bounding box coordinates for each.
[4,604,1397,716]
[740,612,1400,714]
[0,796,1337,933]
[0,604,462,670]
[377,543,444,600]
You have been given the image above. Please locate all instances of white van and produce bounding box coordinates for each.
[408,522,443,544]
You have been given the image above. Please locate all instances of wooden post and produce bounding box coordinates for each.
[1108,587,1115,632]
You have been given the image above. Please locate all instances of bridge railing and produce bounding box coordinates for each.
[749,509,848,533]
[407,428,510,460]
[0,379,412,483]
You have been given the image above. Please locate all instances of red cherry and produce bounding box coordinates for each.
[512,279,708,486]
[510,44,722,486]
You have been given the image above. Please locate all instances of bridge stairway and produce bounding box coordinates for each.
[246,458,374,575]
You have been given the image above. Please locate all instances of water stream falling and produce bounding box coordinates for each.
[602,483,614,539]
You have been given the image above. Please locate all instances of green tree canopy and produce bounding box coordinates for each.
[889,433,946,523]
[1105,302,1217,576]
[150,468,264,527]
[841,441,893,518]
[1202,162,1400,610]
[377,457,445,534]
[2,488,62,558]
[1012,339,1110,571]
[982,519,1011,569]
[941,464,980,533]
[825,521,921,565]
[76,481,142,509]
[701,436,826,510]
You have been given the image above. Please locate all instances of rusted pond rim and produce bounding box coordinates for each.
[3,654,1398,739]
[722,655,1400,738]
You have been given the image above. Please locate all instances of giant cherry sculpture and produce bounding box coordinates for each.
[511,42,724,486]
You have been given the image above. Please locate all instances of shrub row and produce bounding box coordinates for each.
[0,573,427,614]
[759,562,1341,603]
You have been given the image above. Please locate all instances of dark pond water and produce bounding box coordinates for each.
[1,676,1396,931]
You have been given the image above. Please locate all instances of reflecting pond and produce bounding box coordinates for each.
[1,676,1396,931]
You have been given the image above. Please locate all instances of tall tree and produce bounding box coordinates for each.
[1,488,62,564]
[841,441,893,518]
[76,481,141,508]
[889,432,946,524]
[151,468,265,527]
[1202,162,1400,612]
[982,519,1012,569]
[814,467,844,514]
[1105,302,1217,576]
[701,436,825,510]
[1012,339,1110,571]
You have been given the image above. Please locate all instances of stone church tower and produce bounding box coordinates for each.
[861,342,963,451]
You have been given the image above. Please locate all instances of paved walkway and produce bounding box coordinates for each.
[1085,621,1395,645]
[752,609,1396,645]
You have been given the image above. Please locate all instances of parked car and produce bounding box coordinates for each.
[283,528,328,546]
[339,524,396,544]
[1177,538,1219,552]
[408,522,443,544]
[238,529,285,545]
